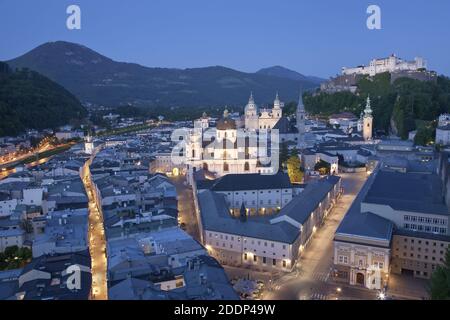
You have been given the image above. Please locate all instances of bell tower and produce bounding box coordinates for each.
[363,95,373,141]
[297,92,306,149]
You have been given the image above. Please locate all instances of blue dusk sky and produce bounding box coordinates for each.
[0,0,449,78]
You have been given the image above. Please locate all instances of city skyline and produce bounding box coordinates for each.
[1,0,450,305]
[1,0,450,78]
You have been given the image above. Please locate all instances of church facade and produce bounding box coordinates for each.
[185,93,306,182]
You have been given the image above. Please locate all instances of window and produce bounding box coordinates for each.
[253,255,257,262]
[273,259,276,266]
[338,255,348,264]
[282,260,287,268]
[263,257,266,264]
[244,253,248,260]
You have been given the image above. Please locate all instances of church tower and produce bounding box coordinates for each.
[357,111,364,132]
[296,92,306,149]
[84,134,94,155]
[363,95,373,141]
[272,92,282,120]
[244,92,259,131]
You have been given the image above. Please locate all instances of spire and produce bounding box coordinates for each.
[297,91,305,112]
[273,91,281,109]
[364,95,372,116]
[239,202,247,222]
[223,107,229,118]
[249,92,254,104]
[202,111,207,118]
[245,91,257,112]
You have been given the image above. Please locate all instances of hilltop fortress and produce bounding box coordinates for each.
[321,54,437,94]
[342,54,426,77]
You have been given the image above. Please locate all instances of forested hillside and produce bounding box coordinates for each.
[304,73,450,142]
[0,61,87,137]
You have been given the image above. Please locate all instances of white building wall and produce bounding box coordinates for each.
[361,202,449,235]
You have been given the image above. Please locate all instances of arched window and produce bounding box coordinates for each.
[223,162,229,172]
[244,162,250,171]
[203,163,208,171]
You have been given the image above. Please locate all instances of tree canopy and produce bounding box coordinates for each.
[430,248,450,300]
[0,61,87,137]
[305,73,450,140]
[287,153,303,183]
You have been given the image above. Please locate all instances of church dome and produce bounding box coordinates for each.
[216,108,236,130]
[245,92,257,112]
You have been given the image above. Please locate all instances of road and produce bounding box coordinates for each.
[263,172,373,300]
[0,141,73,180]
[81,161,108,300]
[0,141,52,167]
[171,175,201,241]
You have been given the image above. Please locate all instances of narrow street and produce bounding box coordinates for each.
[263,172,373,300]
[81,160,108,300]
[171,175,200,241]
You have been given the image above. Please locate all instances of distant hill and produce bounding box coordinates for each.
[256,66,325,85]
[0,61,87,137]
[7,41,320,108]
[304,72,450,144]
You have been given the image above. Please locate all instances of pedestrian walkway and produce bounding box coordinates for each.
[310,292,328,300]
[312,271,330,282]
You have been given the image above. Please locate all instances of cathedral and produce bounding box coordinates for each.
[244,92,283,131]
[185,93,306,182]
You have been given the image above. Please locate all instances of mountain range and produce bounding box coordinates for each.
[6,41,323,108]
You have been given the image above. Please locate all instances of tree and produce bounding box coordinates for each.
[314,160,331,175]
[430,249,450,299]
[279,142,289,170]
[290,147,299,157]
[414,122,435,146]
[336,153,345,165]
[282,101,297,117]
[0,245,32,270]
[287,155,303,183]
